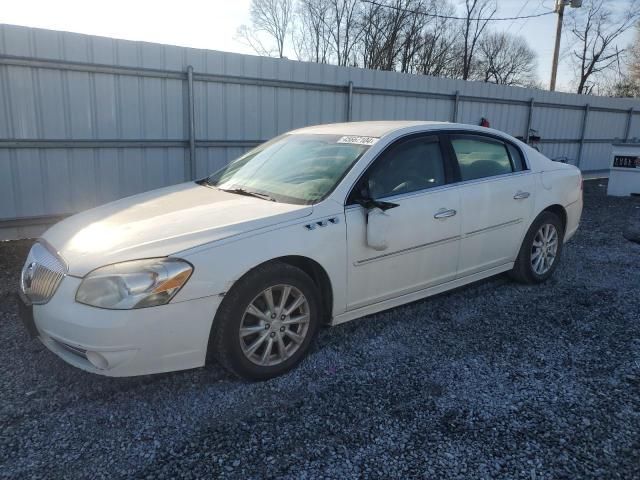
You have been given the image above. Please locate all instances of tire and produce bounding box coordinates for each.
[207,262,321,380]
[510,211,565,284]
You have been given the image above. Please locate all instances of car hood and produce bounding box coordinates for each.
[43,182,312,276]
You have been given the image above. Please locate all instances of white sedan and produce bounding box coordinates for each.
[18,121,583,380]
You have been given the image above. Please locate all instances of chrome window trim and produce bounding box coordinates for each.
[448,169,534,189]
[344,170,535,211]
[343,128,532,207]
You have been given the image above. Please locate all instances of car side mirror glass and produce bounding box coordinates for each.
[366,207,389,251]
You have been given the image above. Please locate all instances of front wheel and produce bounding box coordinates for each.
[207,262,321,380]
[510,211,564,284]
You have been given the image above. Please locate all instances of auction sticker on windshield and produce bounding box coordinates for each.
[337,136,378,146]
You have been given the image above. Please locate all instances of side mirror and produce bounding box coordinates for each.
[366,207,390,251]
[352,177,400,212]
[351,177,398,250]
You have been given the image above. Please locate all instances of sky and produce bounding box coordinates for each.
[0,0,636,92]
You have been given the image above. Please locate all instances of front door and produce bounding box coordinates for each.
[344,134,461,311]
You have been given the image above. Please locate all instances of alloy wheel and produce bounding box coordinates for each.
[531,223,559,275]
[239,284,310,366]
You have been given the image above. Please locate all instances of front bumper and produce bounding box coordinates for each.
[28,276,222,377]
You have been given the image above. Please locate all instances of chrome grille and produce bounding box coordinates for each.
[20,242,67,304]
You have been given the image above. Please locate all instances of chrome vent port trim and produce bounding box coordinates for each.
[20,241,67,305]
[54,339,87,359]
[304,216,340,230]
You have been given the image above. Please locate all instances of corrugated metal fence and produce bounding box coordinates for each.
[1,24,639,240]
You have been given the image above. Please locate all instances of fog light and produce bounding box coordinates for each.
[86,351,108,370]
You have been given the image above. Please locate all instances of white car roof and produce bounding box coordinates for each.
[290,121,451,138]
[290,120,554,173]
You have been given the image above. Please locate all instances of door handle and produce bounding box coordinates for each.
[434,208,457,219]
[513,191,530,200]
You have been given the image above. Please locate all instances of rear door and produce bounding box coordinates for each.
[446,134,535,278]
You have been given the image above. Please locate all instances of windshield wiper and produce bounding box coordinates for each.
[219,187,276,202]
[196,177,214,186]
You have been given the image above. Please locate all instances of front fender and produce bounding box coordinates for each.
[171,204,347,318]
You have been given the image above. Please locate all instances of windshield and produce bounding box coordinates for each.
[203,134,373,204]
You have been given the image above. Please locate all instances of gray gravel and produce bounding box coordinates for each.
[624,208,640,244]
[1,180,639,479]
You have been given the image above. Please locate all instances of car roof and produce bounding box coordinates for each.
[289,121,451,138]
[290,120,547,173]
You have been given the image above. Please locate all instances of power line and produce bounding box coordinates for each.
[360,0,556,21]
[516,0,549,35]
[506,0,533,32]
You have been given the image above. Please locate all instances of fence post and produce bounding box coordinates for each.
[346,81,354,122]
[625,107,634,142]
[452,90,460,122]
[525,98,535,143]
[187,65,196,180]
[577,103,590,168]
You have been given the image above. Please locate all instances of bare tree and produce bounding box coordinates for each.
[629,22,640,81]
[293,0,332,62]
[568,0,640,94]
[358,0,389,69]
[597,71,640,96]
[354,0,464,77]
[397,0,431,73]
[476,32,537,86]
[460,0,496,80]
[238,0,539,87]
[237,0,293,58]
[326,0,364,66]
[414,2,464,77]
[608,21,640,96]
[359,0,428,71]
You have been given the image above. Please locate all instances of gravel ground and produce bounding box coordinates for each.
[1,180,639,479]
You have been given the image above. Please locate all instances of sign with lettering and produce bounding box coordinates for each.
[337,136,379,146]
[613,155,639,168]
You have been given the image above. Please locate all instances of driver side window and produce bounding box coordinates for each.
[366,136,446,199]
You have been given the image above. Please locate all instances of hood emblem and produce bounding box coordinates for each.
[22,261,37,291]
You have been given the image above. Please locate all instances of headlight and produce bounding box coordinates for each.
[76,258,193,309]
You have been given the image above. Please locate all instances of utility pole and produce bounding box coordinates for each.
[549,0,582,92]
[549,0,565,91]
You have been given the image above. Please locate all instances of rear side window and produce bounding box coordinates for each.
[506,143,526,171]
[451,136,513,181]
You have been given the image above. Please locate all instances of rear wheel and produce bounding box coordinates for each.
[208,262,320,380]
[510,211,564,284]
